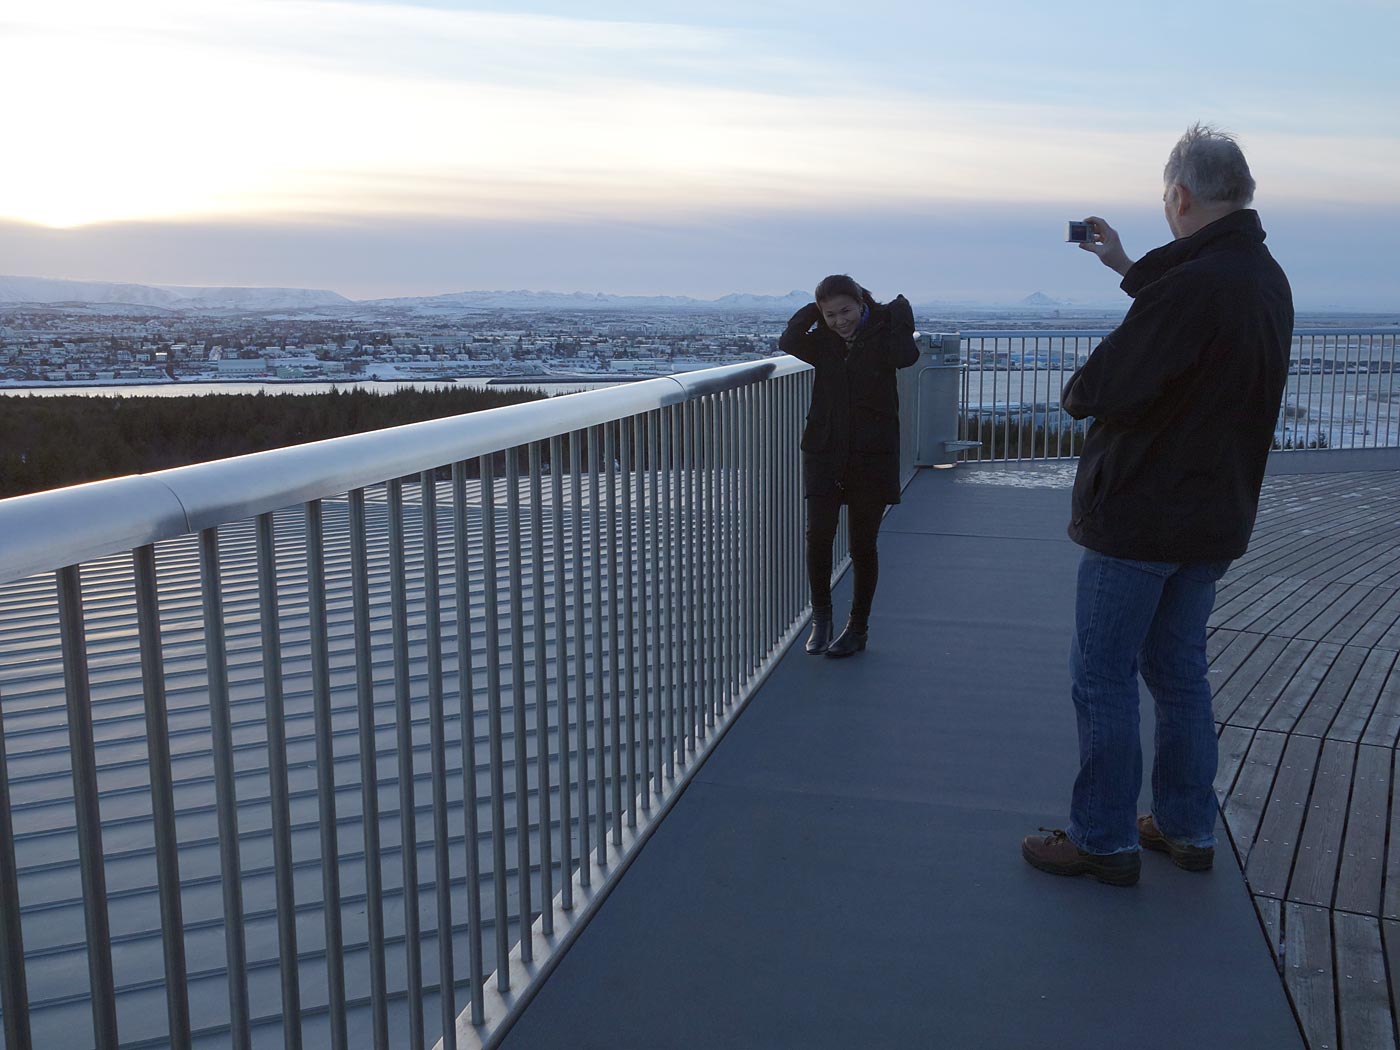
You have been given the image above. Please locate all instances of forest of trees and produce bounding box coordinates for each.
[0,386,549,499]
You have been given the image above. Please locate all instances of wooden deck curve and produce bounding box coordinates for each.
[1211,467,1400,1050]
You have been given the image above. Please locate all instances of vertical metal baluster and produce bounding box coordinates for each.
[303,503,348,1050]
[662,406,677,776]
[529,445,555,927]
[792,378,802,621]
[0,682,32,1050]
[787,379,798,626]
[479,456,512,989]
[1302,334,1313,447]
[1328,335,1340,449]
[255,513,303,1050]
[724,391,737,705]
[742,388,755,681]
[349,491,389,1047]
[548,438,573,912]
[1344,335,1355,447]
[1363,334,1376,449]
[1389,334,1395,445]
[784,380,795,631]
[774,380,784,644]
[387,480,425,1042]
[735,389,745,694]
[419,471,457,1049]
[620,419,638,826]
[676,401,690,754]
[635,415,652,812]
[1303,333,1312,446]
[505,452,533,962]
[132,546,191,1050]
[762,383,773,660]
[756,386,767,674]
[677,403,691,756]
[685,400,699,751]
[605,423,622,845]
[700,395,713,723]
[649,411,664,797]
[197,530,253,1050]
[569,434,591,885]
[704,396,717,727]
[1056,338,1066,456]
[57,565,119,1050]
[451,463,485,1026]
[961,343,972,460]
[589,427,607,864]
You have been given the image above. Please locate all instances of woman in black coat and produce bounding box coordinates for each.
[779,274,920,657]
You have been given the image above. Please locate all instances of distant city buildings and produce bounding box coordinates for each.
[0,307,790,385]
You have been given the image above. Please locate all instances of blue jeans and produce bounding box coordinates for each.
[1067,548,1231,855]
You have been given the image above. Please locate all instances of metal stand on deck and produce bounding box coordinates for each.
[912,333,980,467]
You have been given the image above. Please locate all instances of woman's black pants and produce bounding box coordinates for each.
[806,494,886,629]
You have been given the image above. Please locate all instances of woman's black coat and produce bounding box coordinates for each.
[779,295,920,505]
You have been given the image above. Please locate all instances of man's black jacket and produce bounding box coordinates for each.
[780,296,920,505]
[1063,209,1293,561]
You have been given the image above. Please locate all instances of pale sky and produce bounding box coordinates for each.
[2,0,1397,308]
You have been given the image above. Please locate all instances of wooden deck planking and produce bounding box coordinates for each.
[1334,745,1393,917]
[1211,575,1304,629]
[1217,577,1319,634]
[1345,586,1400,650]
[1287,739,1357,908]
[1384,922,1400,1042]
[1361,667,1400,748]
[1327,649,1396,743]
[1216,724,1259,803]
[1321,585,1400,649]
[1284,903,1339,1050]
[1300,583,1392,643]
[1224,730,1290,861]
[1214,469,1400,1050]
[1208,630,1267,715]
[1333,912,1398,1050]
[1252,582,1350,638]
[1291,646,1369,739]
[1257,642,1338,734]
[1226,638,1318,729]
[1387,749,1400,922]
[1248,733,1324,899]
[1255,895,1284,965]
[1273,582,1367,641]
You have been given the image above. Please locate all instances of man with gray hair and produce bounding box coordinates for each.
[1022,124,1293,886]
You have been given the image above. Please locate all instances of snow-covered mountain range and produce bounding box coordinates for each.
[0,275,352,312]
[0,274,1115,316]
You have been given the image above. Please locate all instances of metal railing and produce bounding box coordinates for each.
[956,328,1400,462]
[0,358,875,1050]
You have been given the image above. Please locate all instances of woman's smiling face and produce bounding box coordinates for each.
[819,294,863,339]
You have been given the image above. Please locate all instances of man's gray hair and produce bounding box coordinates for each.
[1163,123,1255,207]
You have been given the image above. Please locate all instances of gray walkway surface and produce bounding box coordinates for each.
[501,464,1304,1050]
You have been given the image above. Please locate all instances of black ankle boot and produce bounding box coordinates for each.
[825,619,868,658]
[805,607,833,655]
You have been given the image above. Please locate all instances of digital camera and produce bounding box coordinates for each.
[1065,221,1094,243]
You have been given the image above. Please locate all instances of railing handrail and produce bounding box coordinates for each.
[959,327,1398,339]
[0,358,805,586]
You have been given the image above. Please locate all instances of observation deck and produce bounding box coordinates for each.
[2,332,1398,1049]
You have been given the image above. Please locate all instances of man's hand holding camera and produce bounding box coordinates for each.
[1067,216,1134,277]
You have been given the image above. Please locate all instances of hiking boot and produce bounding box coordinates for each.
[1021,828,1140,887]
[1137,814,1214,872]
